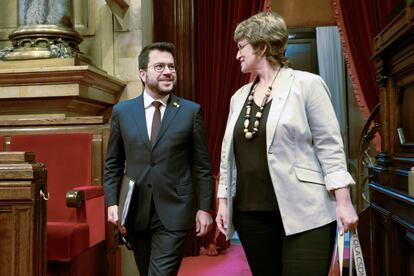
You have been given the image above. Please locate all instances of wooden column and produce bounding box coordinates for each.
[152,0,196,101]
[0,152,47,276]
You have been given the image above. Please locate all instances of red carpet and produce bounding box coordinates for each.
[178,244,252,276]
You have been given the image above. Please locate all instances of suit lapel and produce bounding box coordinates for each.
[153,94,180,147]
[266,67,294,151]
[132,95,152,150]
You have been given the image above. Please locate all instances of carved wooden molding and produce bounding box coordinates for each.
[0,116,104,126]
[0,58,125,116]
[0,62,125,95]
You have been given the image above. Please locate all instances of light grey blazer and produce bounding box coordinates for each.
[217,67,355,237]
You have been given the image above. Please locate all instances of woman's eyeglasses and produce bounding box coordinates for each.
[237,40,249,51]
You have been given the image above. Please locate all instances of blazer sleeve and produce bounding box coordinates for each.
[103,105,126,206]
[192,106,214,211]
[304,75,355,191]
[217,94,236,198]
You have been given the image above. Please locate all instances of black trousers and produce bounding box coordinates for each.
[233,209,336,276]
[127,202,188,276]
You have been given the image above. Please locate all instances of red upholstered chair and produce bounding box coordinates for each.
[9,133,106,275]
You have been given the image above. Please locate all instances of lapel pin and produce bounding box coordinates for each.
[173,102,180,108]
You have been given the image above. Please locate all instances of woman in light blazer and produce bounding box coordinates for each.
[215,12,358,276]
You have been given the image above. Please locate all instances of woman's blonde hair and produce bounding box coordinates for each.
[234,11,290,67]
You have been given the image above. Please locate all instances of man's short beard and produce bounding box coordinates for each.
[146,78,176,95]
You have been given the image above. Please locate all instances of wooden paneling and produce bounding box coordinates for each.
[370,184,414,275]
[370,3,414,275]
[271,0,335,28]
[0,153,47,276]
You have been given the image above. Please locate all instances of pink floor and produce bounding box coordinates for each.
[178,244,252,276]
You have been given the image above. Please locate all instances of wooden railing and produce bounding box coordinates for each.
[356,103,381,213]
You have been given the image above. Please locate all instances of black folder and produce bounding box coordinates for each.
[118,174,135,227]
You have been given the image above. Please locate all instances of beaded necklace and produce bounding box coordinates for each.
[243,67,281,140]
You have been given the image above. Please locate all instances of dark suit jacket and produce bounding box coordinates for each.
[104,93,213,231]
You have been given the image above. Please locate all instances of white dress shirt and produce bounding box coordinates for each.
[143,90,170,140]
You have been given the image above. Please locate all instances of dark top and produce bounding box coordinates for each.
[233,92,278,211]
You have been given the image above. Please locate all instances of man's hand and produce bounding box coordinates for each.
[195,210,213,237]
[107,205,119,226]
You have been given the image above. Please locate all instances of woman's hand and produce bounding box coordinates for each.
[334,187,358,234]
[215,198,229,235]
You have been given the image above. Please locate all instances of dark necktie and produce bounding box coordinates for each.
[150,101,162,145]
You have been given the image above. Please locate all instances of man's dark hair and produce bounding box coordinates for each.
[138,42,176,70]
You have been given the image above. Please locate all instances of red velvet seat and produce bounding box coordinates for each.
[9,133,106,274]
[47,222,89,262]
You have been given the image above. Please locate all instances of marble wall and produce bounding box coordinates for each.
[0,0,150,101]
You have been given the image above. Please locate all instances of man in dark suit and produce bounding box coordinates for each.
[104,42,214,276]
